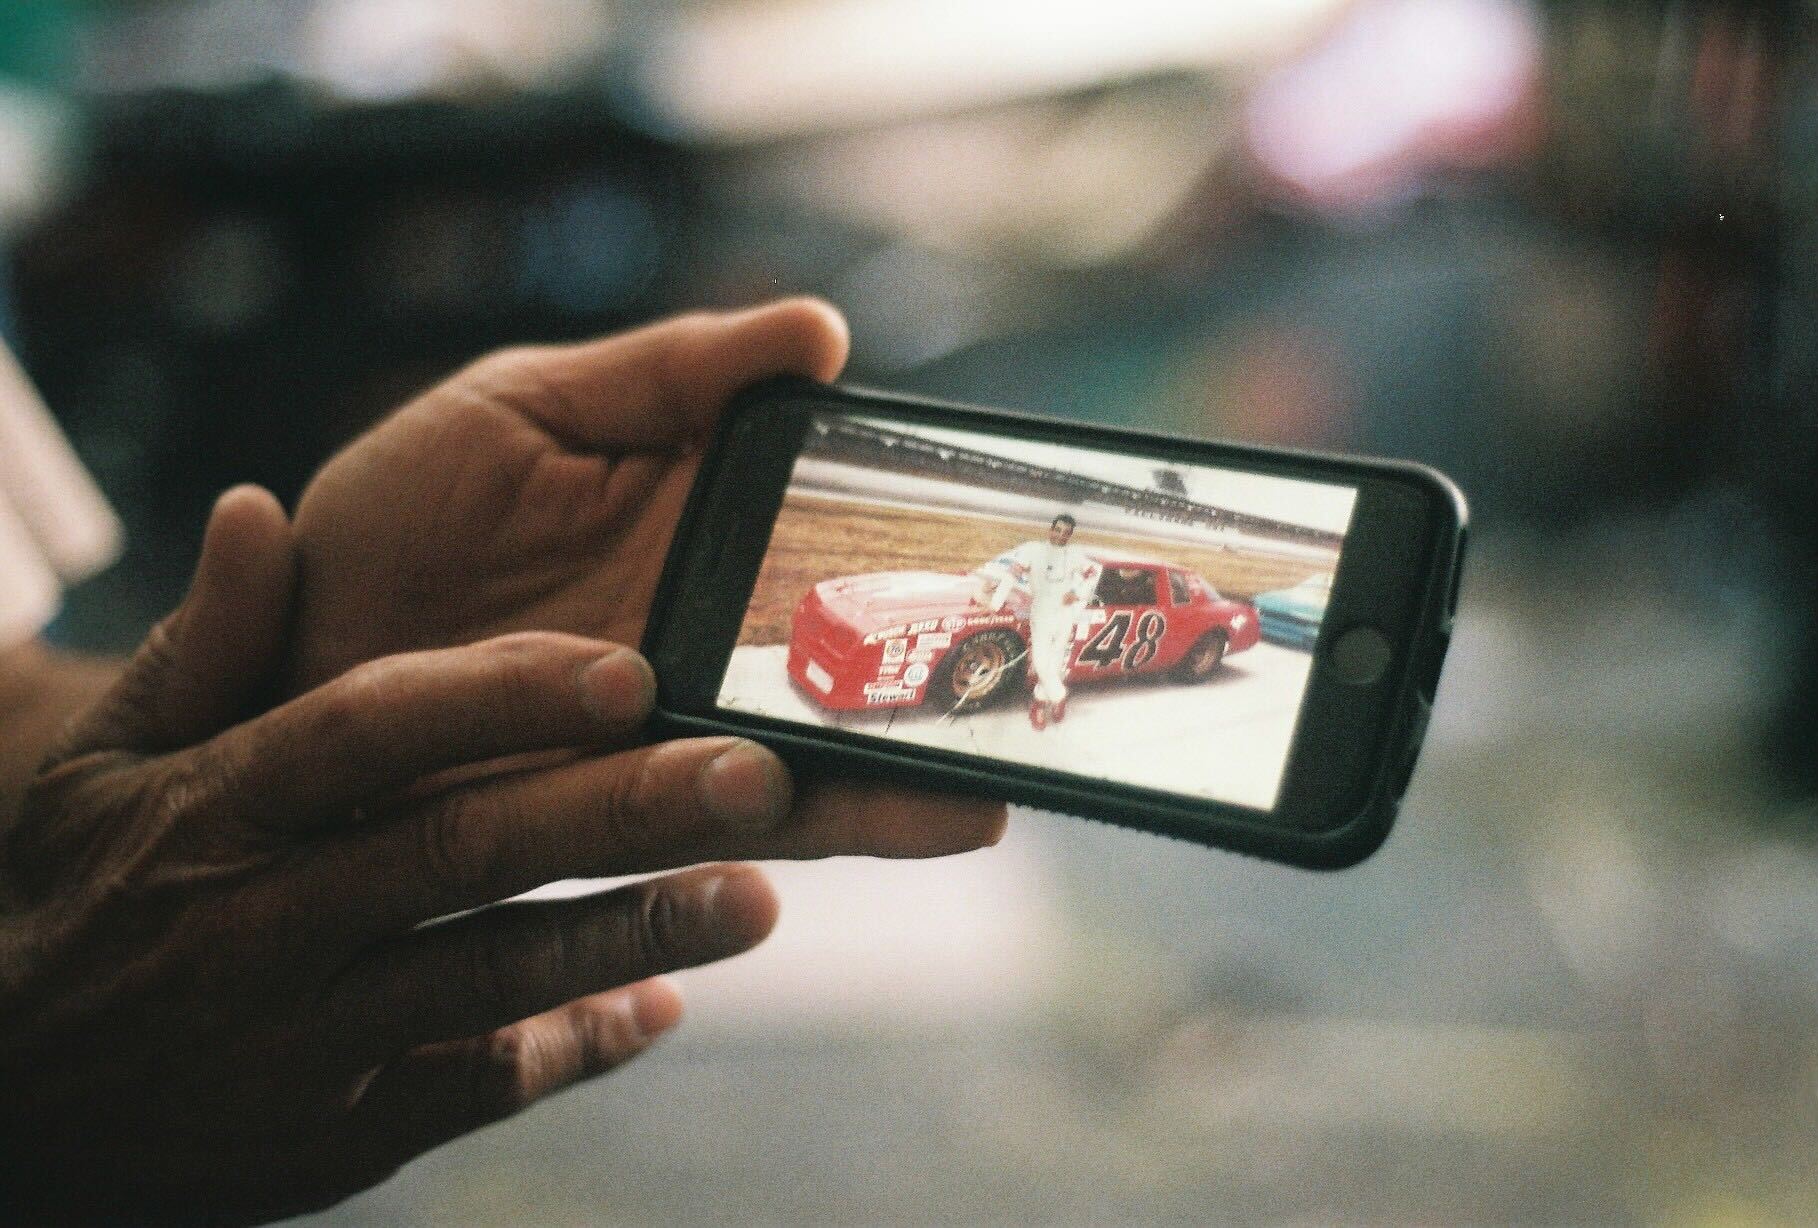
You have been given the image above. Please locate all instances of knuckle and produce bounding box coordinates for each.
[316,659,397,731]
[316,654,425,750]
[465,345,548,387]
[152,749,219,831]
[598,751,665,850]
[464,910,569,1017]
[484,629,558,657]
[628,882,692,970]
[406,383,515,458]
[574,998,627,1064]
[137,616,184,679]
[477,630,585,674]
[456,346,567,420]
[665,309,718,334]
[473,1026,540,1114]
[414,794,493,901]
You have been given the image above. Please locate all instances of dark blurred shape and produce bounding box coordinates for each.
[1536,0,1817,790]
[11,79,687,643]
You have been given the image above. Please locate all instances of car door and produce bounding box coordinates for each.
[1068,564,1166,679]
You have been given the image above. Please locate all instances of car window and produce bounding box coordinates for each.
[1168,570,1191,605]
[1095,566,1157,605]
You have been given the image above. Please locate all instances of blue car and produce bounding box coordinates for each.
[1252,572,1332,651]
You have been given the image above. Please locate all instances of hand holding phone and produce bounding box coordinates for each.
[645,380,1466,868]
[287,301,1007,863]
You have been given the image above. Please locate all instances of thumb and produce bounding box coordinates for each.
[61,485,296,759]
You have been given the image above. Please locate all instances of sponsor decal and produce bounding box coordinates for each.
[940,614,967,632]
[914,632,952,651]
[876,663,900,678]
[882,638,908,663]
[907,618,940,635]
[863,683,919,704]
[804,660,834,695]
[862,624,908,646]
[903,662,930,687]
[906,648,939,664]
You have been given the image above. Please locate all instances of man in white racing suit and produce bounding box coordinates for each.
[989,513,1101,729]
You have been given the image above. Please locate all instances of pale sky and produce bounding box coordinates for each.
[848,415,1358,536]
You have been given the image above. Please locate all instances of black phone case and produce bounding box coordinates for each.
[643,379,1466,870]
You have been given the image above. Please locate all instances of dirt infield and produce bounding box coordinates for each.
[736,492,1336,647]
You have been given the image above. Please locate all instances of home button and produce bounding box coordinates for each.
[1329,626,1392,686]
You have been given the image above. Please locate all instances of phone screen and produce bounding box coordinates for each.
[714,412,1359,811]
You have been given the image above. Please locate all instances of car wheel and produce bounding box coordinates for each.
[1173,630,1227,682]
[932,630,1025,709]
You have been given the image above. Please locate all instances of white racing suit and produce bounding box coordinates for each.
[990,541,1101,707]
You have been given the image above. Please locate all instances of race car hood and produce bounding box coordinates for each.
[814,571,985,631]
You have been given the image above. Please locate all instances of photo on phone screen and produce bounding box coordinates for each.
[714,413,1359,811]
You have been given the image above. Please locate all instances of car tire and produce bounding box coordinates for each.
[1173,629,1227,682]
[931,630,1026,710]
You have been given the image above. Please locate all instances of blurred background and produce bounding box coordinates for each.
[7,0,1818,1222]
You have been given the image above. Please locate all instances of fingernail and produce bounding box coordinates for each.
[697,742,790,829]
[579,648,656,722]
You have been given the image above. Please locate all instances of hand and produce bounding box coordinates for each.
[0,491,794,1224]
[289,300,845,688]
[290,299,1006,860]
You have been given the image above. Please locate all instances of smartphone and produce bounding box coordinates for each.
[644,379,1466,868]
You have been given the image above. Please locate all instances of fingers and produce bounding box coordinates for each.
[614,779,1011,875]
[300,728,1005,936]
[57,485,295,760]
[754,779,1010,861]
[327,866,774,1063]
[308,734,794,931]
[293,732,1005,935]
[464,297,850,451]
[204,633,657,835]
[352,978,682,1166]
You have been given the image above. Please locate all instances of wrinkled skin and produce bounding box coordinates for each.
[290,301,816,687]
[0,302,1005,1225]
[290,299,1000,858]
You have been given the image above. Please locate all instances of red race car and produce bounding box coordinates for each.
[786,550,1260,712]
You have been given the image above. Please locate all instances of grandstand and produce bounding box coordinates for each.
[803,415,1343,552]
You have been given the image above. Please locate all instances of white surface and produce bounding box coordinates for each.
[517,817,1070,1035]
[721,641,1314,812]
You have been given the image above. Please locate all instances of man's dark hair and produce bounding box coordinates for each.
[1051,513,1076,530]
